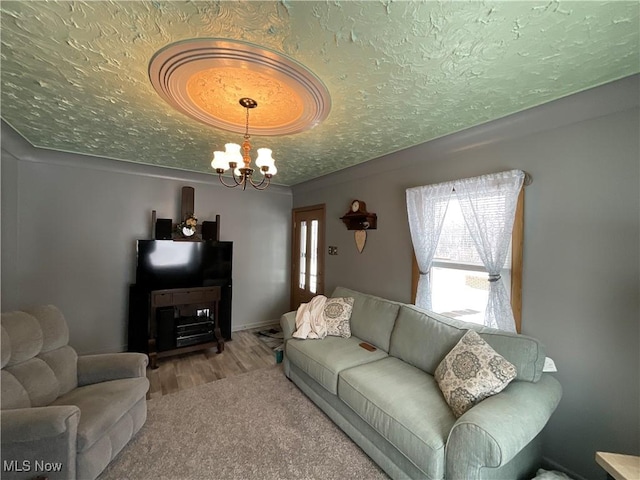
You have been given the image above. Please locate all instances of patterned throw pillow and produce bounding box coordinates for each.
[323,297,354,338]
[435,329,517,418]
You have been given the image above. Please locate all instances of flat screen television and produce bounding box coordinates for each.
[135,240,232,290]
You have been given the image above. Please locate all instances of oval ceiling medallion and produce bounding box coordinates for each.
[149,38,331,136]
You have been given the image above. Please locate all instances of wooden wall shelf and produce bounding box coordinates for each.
[340,199,377,231]
[340,213,378,231]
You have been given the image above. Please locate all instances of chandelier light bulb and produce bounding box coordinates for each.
[224,143,242,166]
[211,151,229,171]
[255,148,275,173]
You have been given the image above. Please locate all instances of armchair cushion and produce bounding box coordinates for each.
[51,377,149,452]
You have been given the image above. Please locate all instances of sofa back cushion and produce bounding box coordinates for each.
[331,287,400,352]
[2,311,43,366]
[1,370,31,409]
[4,358,60,407]
[1,306,78,409]
[389,304,545,382]
[25,305,70,352]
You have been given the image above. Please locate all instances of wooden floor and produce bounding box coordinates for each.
[147,327,278,399]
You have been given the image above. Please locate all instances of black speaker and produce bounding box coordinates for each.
[156,307,176,351]
[202,221,218,241]
[219,282,232,340]
[127,285,149,353]
[155,219,173,240]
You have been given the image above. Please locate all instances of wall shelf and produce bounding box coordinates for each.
[340,199,377,231]
[339,212,378,231]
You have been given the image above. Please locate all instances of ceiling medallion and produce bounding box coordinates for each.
[149,38,331,136]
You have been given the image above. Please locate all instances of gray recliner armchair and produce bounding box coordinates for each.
[1,305,149,480]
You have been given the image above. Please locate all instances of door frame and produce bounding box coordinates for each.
[290,204,326,311]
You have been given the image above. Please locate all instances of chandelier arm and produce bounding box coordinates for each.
[248,176,266,189]
[231,173,245,186]
[218,172,246,189]
[248,175,271,191]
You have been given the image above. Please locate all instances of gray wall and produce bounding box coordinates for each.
[1,125,292,354]
[292,75,639,480]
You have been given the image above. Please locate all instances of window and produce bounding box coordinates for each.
[430,196,512,325]
[297,219,319,294]
[407,170,526,332]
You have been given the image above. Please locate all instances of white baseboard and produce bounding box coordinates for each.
[232,319,280,332]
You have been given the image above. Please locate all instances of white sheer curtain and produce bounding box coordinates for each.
[406,182,453,310]
[454,170,525,332]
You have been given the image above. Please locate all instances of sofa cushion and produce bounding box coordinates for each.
[1,370,31,409]
[286,336,387,394]
[1,326,11,369]
[39,346,78,397]
[51,377,149,452]
[1,311,43,366]
[390,304,545,382]
[435,330,517,417]
[324,297,354,338]
[338,357,455,479]
[332,287,400,352]
[25,305,69,353]
[4,357,60,407]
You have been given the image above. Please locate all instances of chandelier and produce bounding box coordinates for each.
[211,98,277,190]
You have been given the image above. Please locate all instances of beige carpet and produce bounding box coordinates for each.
[99,365,388,480]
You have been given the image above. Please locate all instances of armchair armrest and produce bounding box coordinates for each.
[77,352,148,387]
[445,374,562,479]
[1,406,79,480]
[280,311,297,342]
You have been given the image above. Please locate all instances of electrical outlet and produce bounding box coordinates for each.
[328,246,338,255]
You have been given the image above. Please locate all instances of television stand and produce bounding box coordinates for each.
[148,285,224,369]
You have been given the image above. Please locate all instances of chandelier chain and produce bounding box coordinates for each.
[244,106,250,139]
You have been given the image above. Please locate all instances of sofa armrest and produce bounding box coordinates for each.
[77,352,148,386]
[280,311,297,341]
[445,374,562,479]
[1,406,80,479]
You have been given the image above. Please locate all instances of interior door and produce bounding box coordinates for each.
[291,204,325,310]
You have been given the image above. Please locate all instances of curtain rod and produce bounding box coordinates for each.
[407,169,533,193]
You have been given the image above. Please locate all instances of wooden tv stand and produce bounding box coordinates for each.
[148,285,224,369]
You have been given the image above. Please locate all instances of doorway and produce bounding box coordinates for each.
[291,204,325,310]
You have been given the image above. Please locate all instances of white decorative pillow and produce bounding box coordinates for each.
[323,297,354,338]
[435,329,517,418]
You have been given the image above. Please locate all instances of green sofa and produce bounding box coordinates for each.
[1,306,149,480]
[281,287,562,480]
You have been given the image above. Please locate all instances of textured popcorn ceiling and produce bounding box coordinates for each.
[1,1,638,186]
